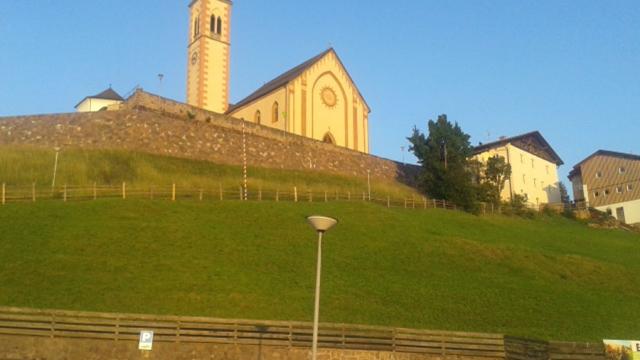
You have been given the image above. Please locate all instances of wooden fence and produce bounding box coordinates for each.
[0,307,606,360]
[0,183,460,211]
[0,306,505,358]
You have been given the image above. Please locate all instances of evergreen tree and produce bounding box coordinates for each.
[408,114,477,210]
[559,182,571,204]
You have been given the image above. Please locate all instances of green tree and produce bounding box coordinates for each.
[408,114,477,211]
[559,181,571,204]
[482,155,512,206]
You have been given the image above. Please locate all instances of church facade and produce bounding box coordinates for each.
[186,0,370,153]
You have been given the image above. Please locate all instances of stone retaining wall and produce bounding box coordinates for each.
[0,96,418,185]
[0,335,435,360]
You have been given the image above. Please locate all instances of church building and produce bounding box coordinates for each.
[186,0,371,153]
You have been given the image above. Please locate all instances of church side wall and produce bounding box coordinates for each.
[0,106,418,186]
[230,87,288,131]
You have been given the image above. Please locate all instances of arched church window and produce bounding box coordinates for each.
[217,17,223,35]
[272,102,279,123]
[193,16,200,38]
[255,110,261,125]
[210,14,216,33]
[323,132,336,145]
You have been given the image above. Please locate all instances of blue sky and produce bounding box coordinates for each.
[0,1,638,183]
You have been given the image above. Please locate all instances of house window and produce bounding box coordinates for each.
[254,110,261,125]
[595,171,602,178]
[594,191,600,197]
[606,208,612,216]
[616,186,623,193]
[619,167,626,174]
[217,17,222,35]
[604,189,610,196]
[272,102,279,123]
[628,184,634,191]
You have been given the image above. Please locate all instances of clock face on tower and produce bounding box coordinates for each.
[191,51,199,65]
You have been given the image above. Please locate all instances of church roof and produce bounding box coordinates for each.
[75,87,124,108]
[227,48,369,114]
[472,131,564,166]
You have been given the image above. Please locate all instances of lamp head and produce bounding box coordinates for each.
[306,215,338,234]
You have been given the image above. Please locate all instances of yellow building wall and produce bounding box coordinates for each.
[229,88,288,131]
[229,51,370,153]
[187,0,231,114]
[474,144,561,205]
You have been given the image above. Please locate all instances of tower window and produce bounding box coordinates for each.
[255,110,261,125]
[193,16,200,39]
[217,17,222,35]
[272,102,279,123]
[210,14,216,33]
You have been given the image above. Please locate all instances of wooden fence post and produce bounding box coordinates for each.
[122,182,126,200]
[412,196,415,209]
[93,182,97,200]
[347,192,351,201]
[199,189,203,201]
[63,184,67,202]
[276,189,279,202]
[423,197,427,209]
[443,200,446,209]
[219,184,223,201]
[1,183,5,205]
[172,184,176,201]
[324,191,328,202]
[387,196,390,208]
[433,199,437,208]
[32,182,36,202]
[308,190,312,202]
[294,187,298,202]
[404,199,407,208]
[259,188,262,201]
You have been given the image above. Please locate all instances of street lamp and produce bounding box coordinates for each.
[306,215,338,360]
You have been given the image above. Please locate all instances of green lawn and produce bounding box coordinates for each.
[0,146,418,199]
[0,199,638,342]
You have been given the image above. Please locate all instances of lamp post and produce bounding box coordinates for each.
[306,215,338,360]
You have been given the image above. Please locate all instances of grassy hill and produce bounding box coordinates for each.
[0,198,639,342]
[0,146,419,199]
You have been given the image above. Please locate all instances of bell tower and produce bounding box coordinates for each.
[186,0,232,113]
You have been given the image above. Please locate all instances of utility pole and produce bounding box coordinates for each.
[441,139,448,170]
[52,147,60,190]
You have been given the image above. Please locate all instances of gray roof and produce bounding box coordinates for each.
[75,88,124,108]
[473,131,564,166]
[227,48,369,114]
